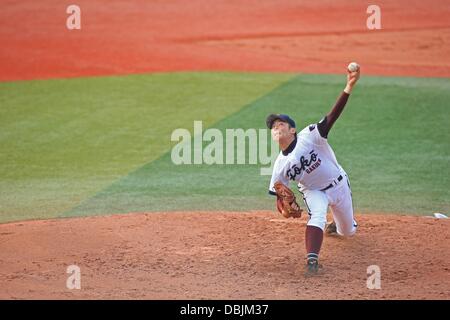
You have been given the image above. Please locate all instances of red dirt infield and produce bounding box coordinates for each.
[0,211,449,299]
[1,0,450,81]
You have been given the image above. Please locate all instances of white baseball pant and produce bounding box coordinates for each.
[299,173,357,236]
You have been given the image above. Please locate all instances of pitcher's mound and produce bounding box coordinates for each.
[0,211,449,299]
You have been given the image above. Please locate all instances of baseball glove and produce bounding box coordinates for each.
[274,182,303,218]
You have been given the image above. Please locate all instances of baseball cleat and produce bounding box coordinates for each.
[325,221,338,236]
[304,259,322,276]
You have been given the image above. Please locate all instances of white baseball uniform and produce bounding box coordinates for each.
[269,123,357,236]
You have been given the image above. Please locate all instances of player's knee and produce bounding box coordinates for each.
[338,229,356,237]
[337,223,357,237]
[307,213,327,231]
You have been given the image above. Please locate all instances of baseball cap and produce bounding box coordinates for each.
[266,114,296,129]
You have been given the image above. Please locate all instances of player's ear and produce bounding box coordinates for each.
[289,127,296,135]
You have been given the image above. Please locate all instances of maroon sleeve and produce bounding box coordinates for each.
[317,91,350,138]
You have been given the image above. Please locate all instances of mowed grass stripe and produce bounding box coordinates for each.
[0,72,293,223]
[67,74,450,216]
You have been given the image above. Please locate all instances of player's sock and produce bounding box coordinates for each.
[306,253,319,264]
[305,225,323,262]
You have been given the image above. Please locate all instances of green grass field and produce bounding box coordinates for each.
[1,73,449,223]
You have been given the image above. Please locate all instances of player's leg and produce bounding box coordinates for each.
[300,189,329,273]
[328,175,357,236]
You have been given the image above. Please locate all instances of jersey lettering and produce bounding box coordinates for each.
[286,150,320,180]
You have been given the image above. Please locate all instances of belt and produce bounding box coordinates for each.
[320,175,343,191]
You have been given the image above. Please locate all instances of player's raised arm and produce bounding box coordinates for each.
[317,64,361,138]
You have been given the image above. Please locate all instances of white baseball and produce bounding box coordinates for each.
[348,62,360,72]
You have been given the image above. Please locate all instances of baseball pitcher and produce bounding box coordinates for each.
[267,64,361,275]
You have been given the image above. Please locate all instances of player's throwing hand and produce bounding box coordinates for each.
[345,63,361,93]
